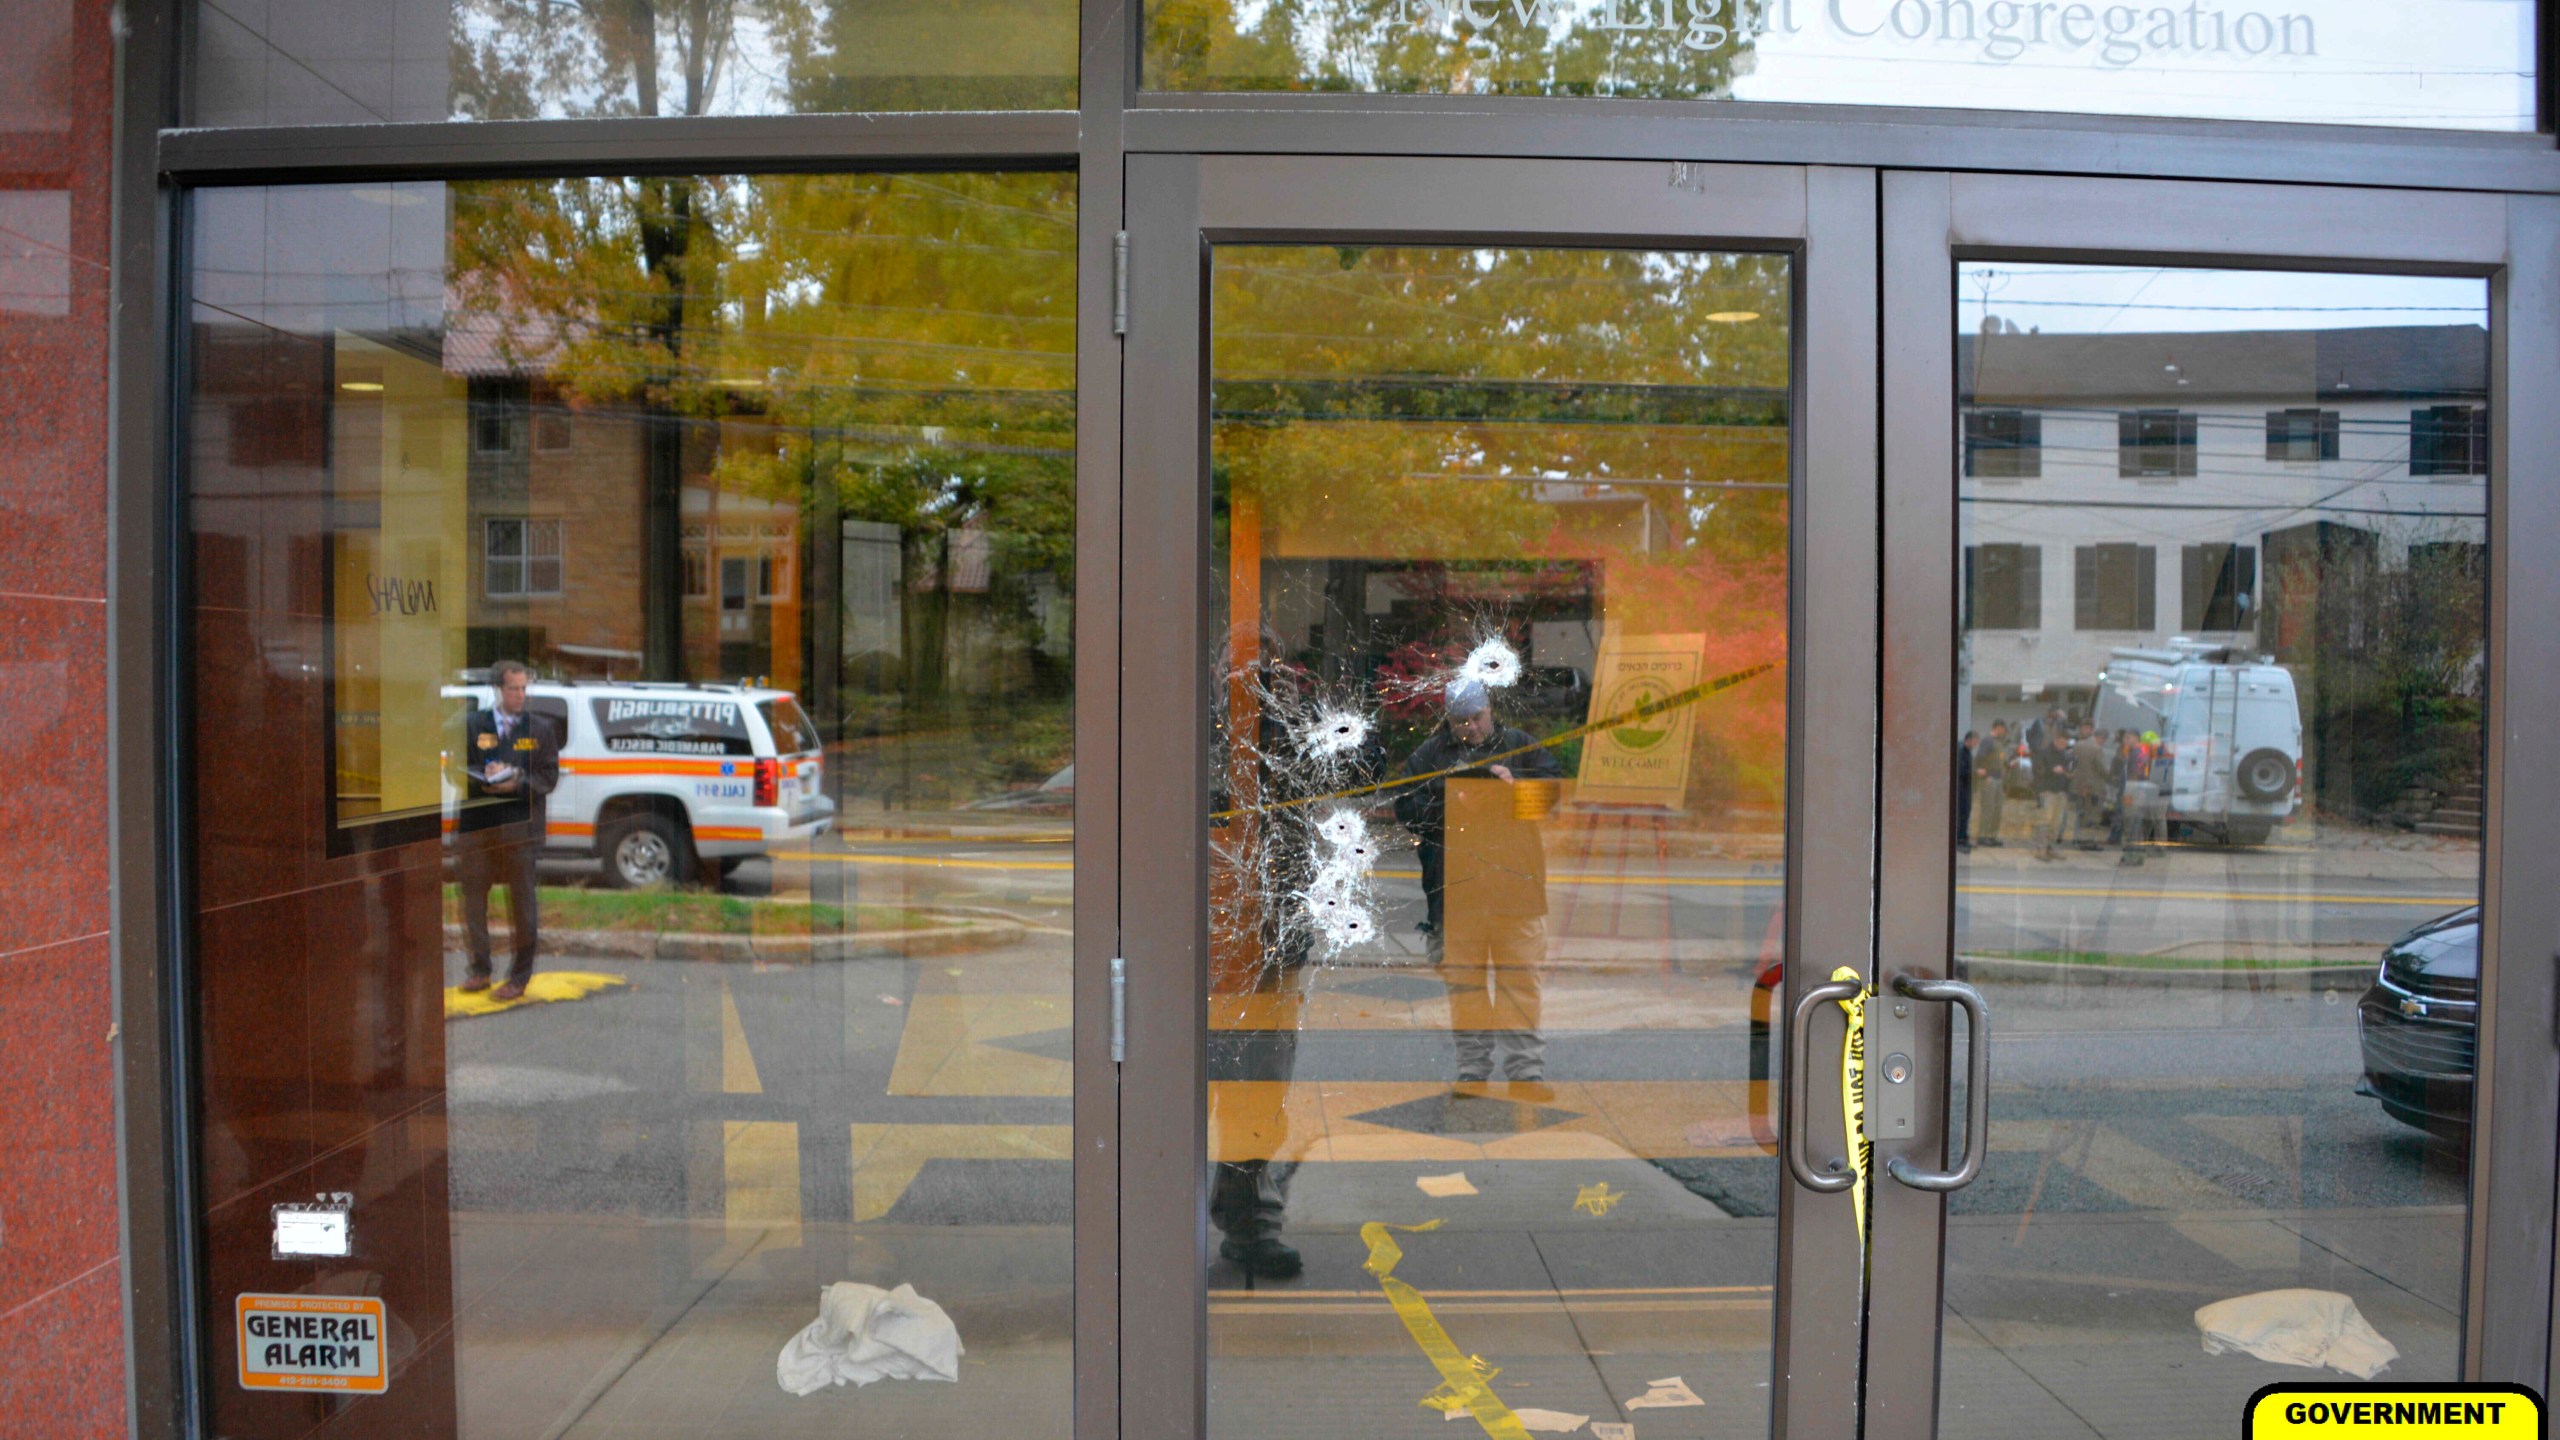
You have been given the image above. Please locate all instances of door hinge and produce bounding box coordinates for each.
[1109,955,1127,1063]
[1112,231,1129,337]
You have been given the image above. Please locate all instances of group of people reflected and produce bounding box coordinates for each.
[1958,708,2171,863]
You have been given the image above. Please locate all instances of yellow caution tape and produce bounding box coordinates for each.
[1213,658,1782,821]
[1361,1220,1533,1440]
[443,970,630,1019]
[1830,965,1872,1253]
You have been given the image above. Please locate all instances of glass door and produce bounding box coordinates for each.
[1117,155,1884,1440]
[1866,174,2560,1439]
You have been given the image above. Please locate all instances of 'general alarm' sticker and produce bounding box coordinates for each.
[236,1293,389,1394]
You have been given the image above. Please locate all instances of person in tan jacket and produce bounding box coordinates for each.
[1393,678,1563,1085]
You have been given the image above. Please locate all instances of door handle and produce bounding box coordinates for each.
[1785,974,1866,1193]
[1883,974,1990,1193]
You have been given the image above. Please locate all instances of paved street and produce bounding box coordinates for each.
[443,821,2478,1440]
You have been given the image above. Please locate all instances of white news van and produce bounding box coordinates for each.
[2092,639,2303,847]
[444,679,835,887]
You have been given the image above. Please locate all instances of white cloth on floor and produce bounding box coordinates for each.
[2194,1288,2398,1379]
[777,1282,965,1395]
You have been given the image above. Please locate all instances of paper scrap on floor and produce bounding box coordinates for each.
[777,1281,965,1395]
[1591,1426,1635,1440]
[1417,1172,1478,1198]
[2194,1288,2398,1380]
[1625,1376,1704,1409]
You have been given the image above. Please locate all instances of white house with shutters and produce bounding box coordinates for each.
[1955,322,2489,735]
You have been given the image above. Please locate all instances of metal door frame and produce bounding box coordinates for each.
[1116,152,1882,1440]
[1868,171,2560,1439]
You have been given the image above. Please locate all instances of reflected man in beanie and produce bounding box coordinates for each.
[1393,678,1564,1086]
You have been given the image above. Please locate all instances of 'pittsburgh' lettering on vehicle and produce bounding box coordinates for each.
[604,699,735,723]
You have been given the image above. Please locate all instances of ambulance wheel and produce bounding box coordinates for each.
[601,814,688,889]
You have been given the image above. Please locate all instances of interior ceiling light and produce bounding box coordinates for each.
[1705,311,1759,324]
[339,381,384,392]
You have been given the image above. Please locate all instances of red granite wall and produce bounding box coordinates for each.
[0,0,129,1434]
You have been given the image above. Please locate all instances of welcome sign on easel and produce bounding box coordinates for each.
[1574,633,1706,807]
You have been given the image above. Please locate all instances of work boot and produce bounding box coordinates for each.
[1219,1237,1304,1280]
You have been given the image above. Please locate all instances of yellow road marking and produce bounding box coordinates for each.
[1217,1284,1773,1299]
[1208,1079,1767,1163]
[886,993,1073,1098]
[1960,884,2468,907]
[724,1119,801,1250]
[1994,1118,2236,1211]
[443,970,629,1019]
[775,851,1074,872]
[1217,1298,1772,1316]
[848,1123,1072,1222]
[720,980,762,1095]
[1372,869,1777,888]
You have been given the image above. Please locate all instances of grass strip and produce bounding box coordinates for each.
[443,885,933,936]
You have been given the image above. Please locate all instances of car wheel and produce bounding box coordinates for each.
[601,814,686,889]
[2223,819,2274,847]
[2235,747,2294,802]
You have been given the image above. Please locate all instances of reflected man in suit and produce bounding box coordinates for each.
[456,660,560,1001]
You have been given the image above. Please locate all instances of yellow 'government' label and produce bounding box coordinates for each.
[2248,1384,2542,1437]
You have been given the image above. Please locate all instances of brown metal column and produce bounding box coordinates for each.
[1863,167,1958,1440]
[1075,0,1132,1428]
[1771,163,1883,1440]
[1116,151,1210,1440]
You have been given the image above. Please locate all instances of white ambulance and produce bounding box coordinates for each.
[2091,639,2304,847]
[444,678,834,888]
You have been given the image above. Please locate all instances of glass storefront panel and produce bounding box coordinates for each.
[186,171,1076,1438]
[193,0,1076,126]
[1143,0,2532,129]
[1944,264,2487,1435]
[1202,243,1794,1435]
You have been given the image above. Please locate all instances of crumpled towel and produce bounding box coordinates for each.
[2194,1288,2398,1379]
[777,1282,965,1395]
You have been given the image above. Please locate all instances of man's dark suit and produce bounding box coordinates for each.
[456,705,561,987]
